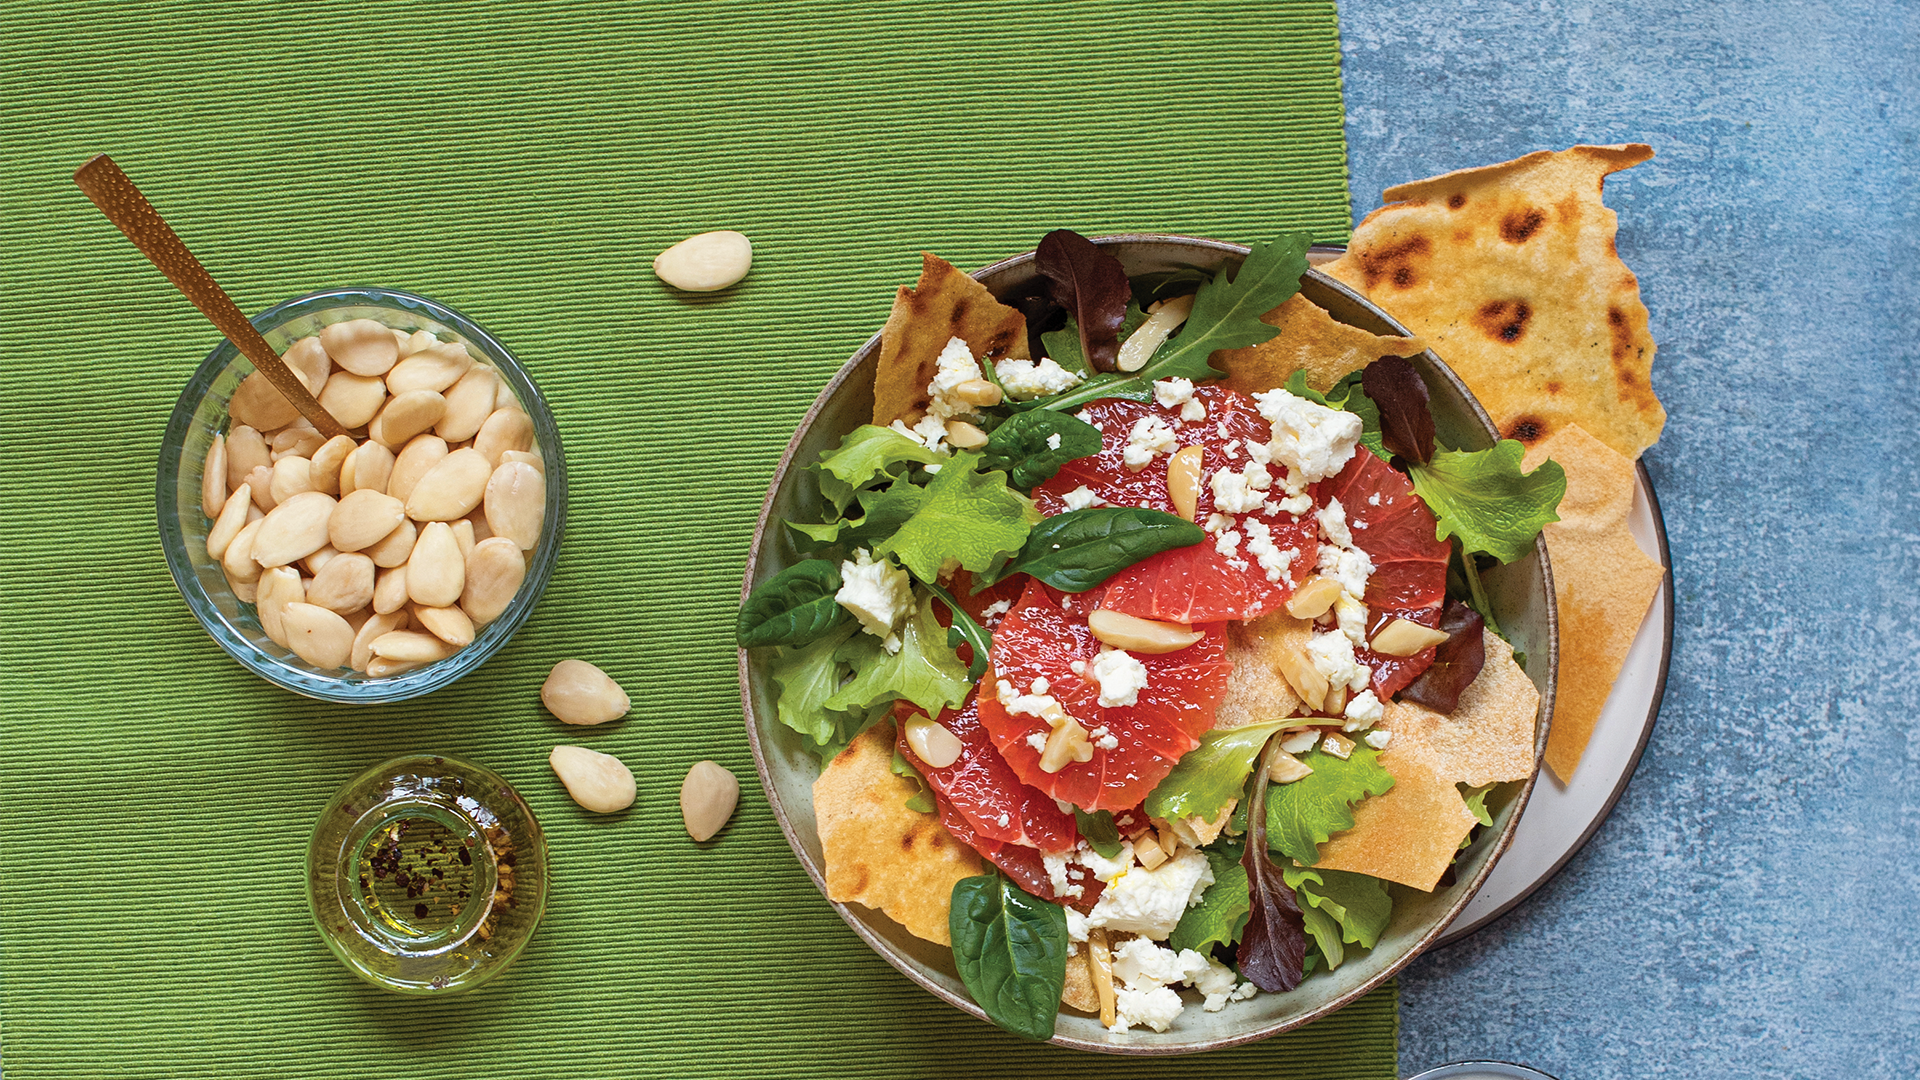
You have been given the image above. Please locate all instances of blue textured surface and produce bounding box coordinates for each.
[1336,3,1920,1078]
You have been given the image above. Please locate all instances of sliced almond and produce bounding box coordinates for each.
[1166,445,1204,521]
[1268,753,1315,783]
[951,378,1003,407]
[903,715,963,769]
[1369,616,1452,656]
[1274,641,1329,712]
[1285,575,1344,620]
[1087,608,1203,654]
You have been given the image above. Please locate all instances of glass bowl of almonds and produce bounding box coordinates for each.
[157,287,567,702]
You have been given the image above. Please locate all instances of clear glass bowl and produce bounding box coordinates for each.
[155,287,567,703]
[307,754,548,995]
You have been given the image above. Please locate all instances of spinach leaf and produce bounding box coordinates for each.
[1071,808,1124,859]
[1400,599,1487,714]
[737,559,849,648]
[1143,719,1288,824]
[984,507,1204,592]
[1037,235,1312,413]
[980,409,1104,491]
[949,872,1069,1041]
[891,748,937,814]
[923,578,991,681]
[1407,441,1565,565]
[1238,740,1307,992]
[1035,229,1132,374]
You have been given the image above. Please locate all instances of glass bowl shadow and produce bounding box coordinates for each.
[156,287,567,703]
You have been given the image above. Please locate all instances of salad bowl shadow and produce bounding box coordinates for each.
[739,235,1557,1054]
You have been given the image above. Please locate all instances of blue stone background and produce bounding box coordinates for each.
[1335,2,1920,1078]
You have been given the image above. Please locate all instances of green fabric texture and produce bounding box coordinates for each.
[0,1,1395,1076]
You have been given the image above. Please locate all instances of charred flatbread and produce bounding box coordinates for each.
[871,253,1029,426]
[1216,292,1425,396]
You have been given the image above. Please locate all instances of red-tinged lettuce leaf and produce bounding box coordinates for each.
[1238,741,1307,993]
[1360,354,1435,466]
[1399,599,1487,713]
[1035,229,1131,374]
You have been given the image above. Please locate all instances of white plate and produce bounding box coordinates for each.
[1437,462,1672,943]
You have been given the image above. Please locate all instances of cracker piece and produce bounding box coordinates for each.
[1325,145,1664,459]
[1216,292,1426,395]
[870,253,1030,426]
[1524,425,1665,781]
[1213,610,1307,729]
[1061,945,1099,1013]
[814,718,981,945]
[1313,631,1539,890]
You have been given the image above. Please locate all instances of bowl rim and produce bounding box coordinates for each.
[738,234,1557,1053]
[155,285,568,704]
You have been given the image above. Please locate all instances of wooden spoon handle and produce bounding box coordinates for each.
[72,154,353,439]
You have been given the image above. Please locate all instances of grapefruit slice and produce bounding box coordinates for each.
[895,696,1078,853]
[1313,450,1451,611]
[929,791,1104,912]
[976,578,1231,811]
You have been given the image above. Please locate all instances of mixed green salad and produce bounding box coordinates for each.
[739,231,1564,1039]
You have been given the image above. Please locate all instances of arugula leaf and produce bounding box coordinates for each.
[869,452,1041,583]
[823,592,972,720]
[737,560,849,648]
[891,749,937,814]
[950,872,1070,1041]
[1408,441,1566,564]
[979,409,1103,490]
[1238,741,1307,992]
[1143,719,1288,824]
[768,623,878,756]
[984,507,1203,592]
[1400,599,1488,714]
[1037,235,1313,413]
[811,425,940,513]
[1071,808,1124,859]
[1170,845,1251,955]
[1285,865,1392,962]
[1359,354,1436,465]
[923,578,991,681]
[1036,229,1132,374]
[1264,744,1396,866]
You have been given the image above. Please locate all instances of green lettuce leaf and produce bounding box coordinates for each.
[1143,720,1287,824]
[1263,744,1396,866]
[1169,845,1251,956]
[1038,235,1312,412]
[768,623,878,756]
[1458,782,1495,849]
[868,452,1041,583]
[891,749,937,813]
[823,592,972,719]
[1408,441,1566,564]
[1071,808,1124,859]
[1285,865,1393,961]
[1297,902,1346,970]
[811,424,941,513]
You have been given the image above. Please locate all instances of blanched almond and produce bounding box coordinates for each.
[499,449,543,473]
[366,655,424,678]
[307,552,376,614]
[652,230,753,293]
[549,745,635,814]
[281,602,353,669]
[226,569,258,604]
[1275,642,1329,712]
[680,761,739,841]
[451,519,476,561]
[1369,617,1452,656]
[348,439,396,496]
[540,659,630,725]
[270,418,324,460]
[350,609,407,672]
[1268,753,1314,784]
[365,516,417,567]
[483,461,544,550]
[302,544,340,576]
[473,407,534,465]
[1167,446,1204,521]
[436,365,499,442]
[221,518,265,584]
[1285,575,1343,620]
[337,450,358,495]
[369,629,457,663]
[904,716,962,768]
[1087,608,1203,654]
[243,464,276,511]
[404,447,492,522]
[385,341,472,396]
[951,379,1003,407]
[227,370,300,430]
[386,434,448,502]
[206,486,253,561]
[368,390,447,449]
[251,491,338,568]
[225,425,269,488]
[460,537,525,624]
[282,336,332,393]
[318,371,387,429]
[405,521,464,607]
[268,455,314,504]
[330,489,407,552]
[256,566,305,647]
[309,434,357,496]
[372,564,409,614]
[943,420,989,449]
[320,318,400,376]
[201,434,228,518]
[411,604,474,646]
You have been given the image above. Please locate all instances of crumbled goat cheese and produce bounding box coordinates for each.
[1252,388,1362,482]
[1214,529,1243,557]
[1368,491,1382,507]
[1085,846,1214,938]
[1242,517,1297,583]
[1223,439,1240,459]
[834,548,911,652]
[1152,377,1206,420]
[1043,850,1086,900]
[1364,729,1393,749]
[996,357,1085,399]
[1061,485,1103,511]
[1122,415,1177,471]
[1334,590,1369,646]
[1046,432,1062,450]
[1278,492,1313,516]
[997,677,1072,727]
[1090,649,1150,708]
[1317,499,1353,547]
[1344,689,1384,728]
[926,337,983,420]
[1025,732,1048,752]
[1280,729,1320,754]
[1111,986,1185,1033]
[1079,839,1134,883]
[1318,543,1375,602]
[1306,630,1373,693]
[1209,461,1272,514]
[1204,512,1235,534]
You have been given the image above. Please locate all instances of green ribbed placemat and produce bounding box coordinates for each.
[0,2,1394,1076]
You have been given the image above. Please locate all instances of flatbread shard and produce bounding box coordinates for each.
[1214,611,1307,730]
[1325,144,1664,460]
[1314,631,1540,890]
[1523,424,1665,782]
[814,719,981,945]
[1216,292,1426,396]
[870,252,1030,426]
